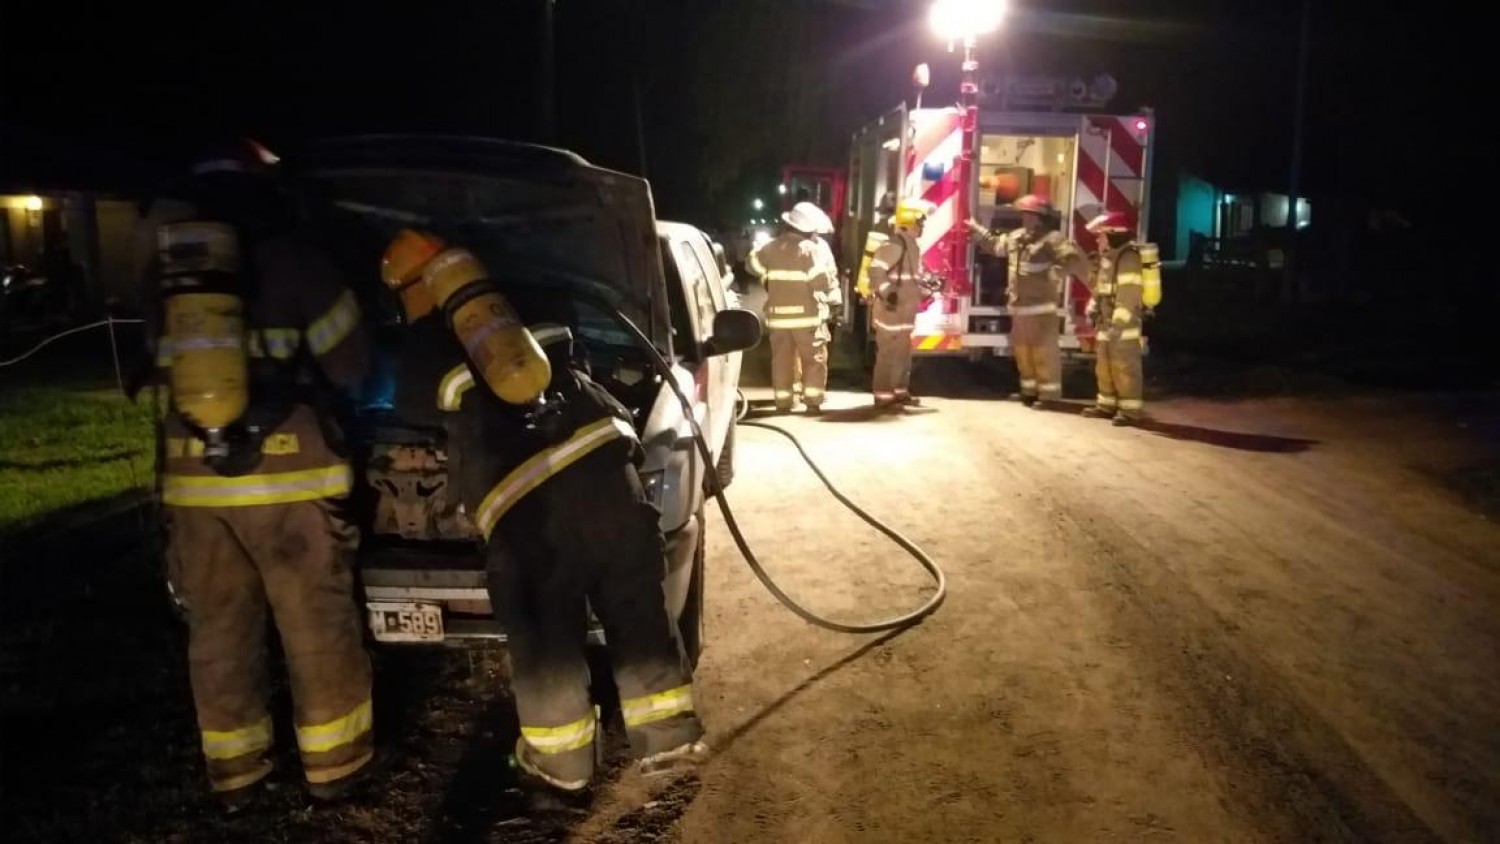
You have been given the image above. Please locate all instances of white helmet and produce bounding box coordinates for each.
[782,201,834,235]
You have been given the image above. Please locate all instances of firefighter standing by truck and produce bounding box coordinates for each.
[379,230,706,797]
[867,199,935,408]
[145,140,376,809]
[966,195,1088,409]
[747,202,838,413]
[1080,210,1159,425]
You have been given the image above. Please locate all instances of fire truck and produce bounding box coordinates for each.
[835,75,1156,364]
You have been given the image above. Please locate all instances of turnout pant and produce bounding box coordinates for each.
[770,326,829,409]
[1011,316,1062,401]
[167,499,374,793]
[872,326,914,404]
[1093,337,1144,418]
[488,450,702,788]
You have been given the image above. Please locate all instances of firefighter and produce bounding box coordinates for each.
[866,199,933,408]
[380,230,706,797]
[1080,210,1148,425]
[746,201,838,413]
[854,192,898,302]
[966,195,1088,408]
[146,139,375,808]
[798,205,842,396]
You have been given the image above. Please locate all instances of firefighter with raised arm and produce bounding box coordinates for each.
[866,198,936,409]
[146,139,376,809]
[380,230,706,799]
[746,201,838,413]
[1080,210,1161,425]
[966,195,1088,409]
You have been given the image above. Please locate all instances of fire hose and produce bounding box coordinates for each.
[602,304,947,634]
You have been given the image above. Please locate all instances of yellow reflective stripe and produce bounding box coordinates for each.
[529,323,572,346]
[1011,304,1057,316]
[306,290,360,356]
[1096,395,1118,406]
[869,258,891,270]
[203,716,272,760]
[1112,307,1134,323]
[873,319,914,331]
[163,464,353,507]
[521,711,598,754]
[296,699,373,755]
[1116,271,1144,287]
[765,269,811,282]
[1023,261,1051,274]
[1118,398,1144,410]
[621,684,695,728]
[1118,328,1142,340]
[746,250,767,277]
[437,365,475,411]
[475,418,635,538]
[766,315,823,329]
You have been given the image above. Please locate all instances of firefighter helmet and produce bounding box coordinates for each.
[191,138,281,178]
[892,198,935,229]
[782,201,833,235]
[1010,194,1052,215]
[1086,210,1131,234]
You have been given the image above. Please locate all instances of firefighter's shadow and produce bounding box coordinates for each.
[1140,420,1319,453]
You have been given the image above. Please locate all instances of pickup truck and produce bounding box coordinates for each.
[297,136,760,667]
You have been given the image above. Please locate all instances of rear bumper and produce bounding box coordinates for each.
[358,517,700,644]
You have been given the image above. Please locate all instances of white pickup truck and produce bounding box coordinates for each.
[298,136,760,666]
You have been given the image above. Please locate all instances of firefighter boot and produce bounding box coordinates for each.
[306,746,394,804]
[1111,413,1140,427]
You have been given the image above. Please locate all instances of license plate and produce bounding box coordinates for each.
[367,602,444,643]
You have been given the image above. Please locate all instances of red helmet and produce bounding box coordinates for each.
[1011,194,1052,215]
[1086,210,1131,234]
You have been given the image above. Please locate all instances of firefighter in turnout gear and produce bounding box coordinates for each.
[147,140,376,808]
[797,205,842,398]
[380,231,706,796]
[1080,211,1149,425]
[867,199,934,408]
[967,195,1088,408]
[747,202,839,413]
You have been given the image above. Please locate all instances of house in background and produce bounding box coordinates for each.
[1,189,145,315]
[1158,170,1312,268]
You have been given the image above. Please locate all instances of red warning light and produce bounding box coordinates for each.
[1134,119,1148,131]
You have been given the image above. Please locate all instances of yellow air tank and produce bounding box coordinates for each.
[1139,242,1163,309]
[158,221,249,440]
[422,248,551,406]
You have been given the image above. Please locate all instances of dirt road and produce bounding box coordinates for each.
[570,359,1500,843]
[4,352,1497,843]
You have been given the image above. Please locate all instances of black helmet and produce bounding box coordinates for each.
[191,138,281,179]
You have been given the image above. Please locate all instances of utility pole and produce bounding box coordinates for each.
[1285,0,1310,302]
[539,0,558,144]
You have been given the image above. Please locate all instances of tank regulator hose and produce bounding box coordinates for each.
[606,308,946,633]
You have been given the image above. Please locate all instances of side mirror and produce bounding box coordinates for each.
[703,308,762,357]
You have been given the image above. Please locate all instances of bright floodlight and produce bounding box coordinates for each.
[753,198,765,211]
[929,0,1007,42]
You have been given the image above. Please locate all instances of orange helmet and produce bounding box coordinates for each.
[1086,210,1131,234]
[1011,194,1052,215]
[381,229,447,320]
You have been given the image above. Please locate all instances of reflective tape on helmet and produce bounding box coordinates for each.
[163,464,353,507]
[475,418,636,539]
[437,365,475,411]
[202,716,272,761]
[621,684,695,728]
[296,698,373,755]
[306,290,361,356]
[522,710,598,755]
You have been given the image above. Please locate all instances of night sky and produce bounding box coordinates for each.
[1,0,1429,226]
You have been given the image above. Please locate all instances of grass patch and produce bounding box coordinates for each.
[0,386,156,537]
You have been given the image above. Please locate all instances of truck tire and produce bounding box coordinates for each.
[715,421,736,490]
[676,519,706,670]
